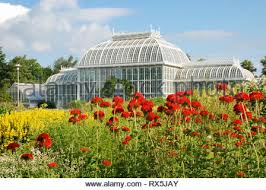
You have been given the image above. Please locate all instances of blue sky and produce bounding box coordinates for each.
[0,0,265,74]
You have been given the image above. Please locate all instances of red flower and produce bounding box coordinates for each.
[157,105,165,112]
[36,133,52,149]
[48,162,58,168]
[91,96,103,104]
[113,96,124,105]
[69,116,80,123]
[80,147,91,153]
[220,113,229,121]
[185,89,193,96]
[6,142,20,151]
[182,108,192,117]
[70,109,81,116]
[191,101,202,109]
[249,91,264,101]
[121,111,131,118]
[107,117,119,126]
[21,153,34,161]
[200,110,209,116]
[121,126,130,132]
[94,111,105,120]
[216,83,228,91]
[112,105,124,114]
[201,144,209,149]
[233,103,247,114]
[219,95,234,103]
[234,92,250,102]
[133,92,145,100]
[78,113,88,120]
[251,126,261,132]
[102,159,112,167]
[233,126,242,132]
[127,99,140,111]
[165,102,180,112]
[146,112,159,121]
[194,117,203,124]
[122,135,132,144]
[191,131,200,136]
[100,101,111,108]
[141,100,154,113]
[235,141,243,147]
[110,126,119,133]
[241,112,252,121]
[236,171,245,177]
[232,119,242,125]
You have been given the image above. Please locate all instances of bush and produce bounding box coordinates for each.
[0,102,16,115]
[37,100,56,109]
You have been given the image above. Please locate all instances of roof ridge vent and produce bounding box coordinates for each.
[112,31,161,41]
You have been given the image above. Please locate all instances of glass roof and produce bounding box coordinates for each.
[77,32,190,67]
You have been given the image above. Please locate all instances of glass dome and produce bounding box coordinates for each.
[77,31,190,67]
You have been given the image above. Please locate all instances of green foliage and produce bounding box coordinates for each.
[37,100,56,109]
[240,59,257,73]
[261,56,266,76]
[53,56,78,74]
[101,76,133,99]
[67,100,87,110]
[0,102,16,115]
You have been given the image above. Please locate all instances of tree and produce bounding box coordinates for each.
[8,56,44,84]
[42,66,53,82]
[101,77,133,99]
[53,56,78,74]
[0,47,11,101]
[261,56,266,76]
[240,60,257,73]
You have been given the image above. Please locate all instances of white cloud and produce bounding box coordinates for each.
[32,41,51,52]
[0,3,30,24]
[176,30,234,41]
[0,0,130,62]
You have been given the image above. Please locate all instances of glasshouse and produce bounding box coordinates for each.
[45,30,255,107]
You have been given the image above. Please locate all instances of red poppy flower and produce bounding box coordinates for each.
[157,105,165,112]
[241,112,252,121]
[121,111,131,118]
[127,99,140,111]
[110,126,119,133]
[100,101,111,108]
[185,89,193,96]
[80,147,91,153]
[200,110,209,116]
[251,126,261,132]
[191,131,200,136]
[232,119,242,125]
[234,92,250,102]
[6,142,20,151]
[78,113,88,120]
[167,94,177,103]
[191,101,202,109]
[216,83,228,91]
[182,108,192,117]
[94,111,105,120]
[141,100,154,113]
[121,126,130,132]
[194,117,203,124]
[102,159,112,167]
[249,91,264,101]
[108,117,119,124]
[146,112,159,121]
[233,126,242,132]
[235,141,243,147]
[48,162,58,168]
[36,133,52,149]
[233,103,247,114]
[236,171,245,177]
[219,95,234,103]
[185,117,191,123]
[112,105,124,114]
[21,153,34,161]
[113,96,124,105]
[70,109,81,116]
[133,92,145,100]
[201,144,209,149]
[91,96,103,104]
[220,113,229,121]
[69,116,80,123]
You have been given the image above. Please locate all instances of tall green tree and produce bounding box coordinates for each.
[42,66,53,81]
[261,56,266,76]
[240,60,257,73]
[53,55,78,74]
[8,56,44,84]
[0,47,11,101]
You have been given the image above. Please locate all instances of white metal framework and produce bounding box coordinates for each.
[45,31,255,107]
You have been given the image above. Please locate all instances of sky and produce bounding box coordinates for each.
[0,0,265,74]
